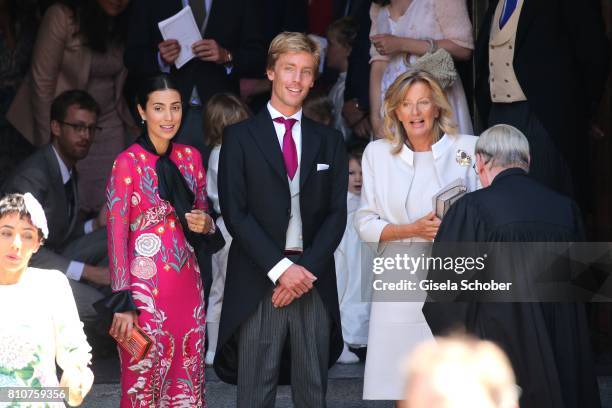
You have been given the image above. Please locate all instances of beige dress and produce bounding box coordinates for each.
[76,47,128,212]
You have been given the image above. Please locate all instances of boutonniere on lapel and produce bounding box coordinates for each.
[455,149,472,166]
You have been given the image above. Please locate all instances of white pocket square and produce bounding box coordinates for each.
[317,163,330,171]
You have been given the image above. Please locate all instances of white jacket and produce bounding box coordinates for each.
[355,133,479,244]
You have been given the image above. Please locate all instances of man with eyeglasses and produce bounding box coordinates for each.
[2,90,110,335]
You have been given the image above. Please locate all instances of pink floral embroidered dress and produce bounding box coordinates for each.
[106,142,207,407]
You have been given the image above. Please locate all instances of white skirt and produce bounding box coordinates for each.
[362,301,433,400]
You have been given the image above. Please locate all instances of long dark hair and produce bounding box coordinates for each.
[58,0,128,53]
[136,74,182,109]
[372,0,391,5]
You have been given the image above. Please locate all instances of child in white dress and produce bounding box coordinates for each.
[203,93,251,365]
[334,145,371,363]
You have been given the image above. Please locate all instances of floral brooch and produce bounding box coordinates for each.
[456,149,472,166]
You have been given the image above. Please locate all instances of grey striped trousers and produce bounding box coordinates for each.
[237,287,331,407]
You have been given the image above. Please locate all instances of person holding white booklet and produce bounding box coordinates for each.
[355,70,479,402]
[124,0,266,161]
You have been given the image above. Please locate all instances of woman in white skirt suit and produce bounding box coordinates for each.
[355,70,479,402]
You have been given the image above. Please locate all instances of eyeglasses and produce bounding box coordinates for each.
[59,121,102,135]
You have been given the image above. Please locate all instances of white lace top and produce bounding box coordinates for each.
[369,0,475,135]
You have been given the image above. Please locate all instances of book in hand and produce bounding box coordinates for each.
[432,178,467,219]
[109,324,153,362]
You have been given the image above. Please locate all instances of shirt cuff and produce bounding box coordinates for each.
[157,52,171,73]
[84,219,94,234]
[207,220,217,235]
[67,261,85,281]
[267,257,293,284]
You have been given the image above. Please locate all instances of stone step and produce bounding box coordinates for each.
[88,357,612,407]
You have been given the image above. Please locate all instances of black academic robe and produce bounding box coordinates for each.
[423,168,600,408]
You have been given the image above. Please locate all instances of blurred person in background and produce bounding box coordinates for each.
[368,0,474,138]
[2,90,109,332]
[326,16,359,141]
[0,0,38,185]
[401,335,519,408]
[303,92,334,126]
[124,0,265,165]
[475,0,610,202]
[202,92,251,365]
[7,0,136,214]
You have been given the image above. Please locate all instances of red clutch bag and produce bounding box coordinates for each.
[110,324,153,362]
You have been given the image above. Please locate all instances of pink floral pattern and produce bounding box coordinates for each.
[107,143,207,407]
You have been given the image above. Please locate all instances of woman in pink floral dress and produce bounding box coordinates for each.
[103,75,215,407]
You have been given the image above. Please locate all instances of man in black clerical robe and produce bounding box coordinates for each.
[423,125,601,408]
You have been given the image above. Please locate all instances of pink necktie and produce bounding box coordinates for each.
[273,117,298,180]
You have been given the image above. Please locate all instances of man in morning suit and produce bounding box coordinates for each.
[475,0,610,201]
[1,90,109,329]
[215,32,348,407]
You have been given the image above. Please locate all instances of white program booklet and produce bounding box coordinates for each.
[157,6,202,69]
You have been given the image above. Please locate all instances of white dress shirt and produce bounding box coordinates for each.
[266,102,303,283]
[51,146,94,281]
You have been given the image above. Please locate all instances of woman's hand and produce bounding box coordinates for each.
[60,367,94,406]
[370,34,406,56]
[110,310,138,343]
[185,209,214,234]
[411,211,441,241]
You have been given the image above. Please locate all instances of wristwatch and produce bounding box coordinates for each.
[224,50,233,66]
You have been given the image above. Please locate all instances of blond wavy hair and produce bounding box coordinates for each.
[382,70,458,154]
[267,32,320,71]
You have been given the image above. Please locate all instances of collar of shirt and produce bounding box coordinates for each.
[267,102,303,163]
[51,145,72,184]
[182,0,212,32]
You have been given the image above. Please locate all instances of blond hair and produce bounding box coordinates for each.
[267,32,320,71]
[203,93,251,146]
[402,335,519,408]
[382,70,458,154]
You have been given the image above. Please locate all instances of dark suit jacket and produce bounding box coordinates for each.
[475,0,610,158]
[124,0,266,104]
[1,145,83,272]
[215,108,348,384]
[344,0,372,111]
